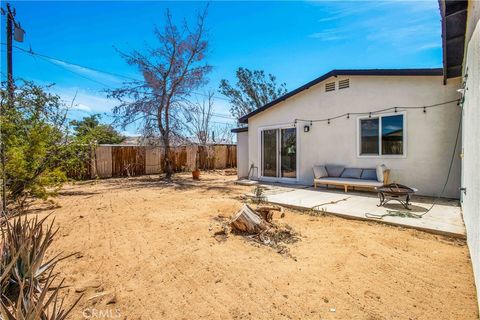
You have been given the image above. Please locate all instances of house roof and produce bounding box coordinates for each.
[238,68,443,123]
[439,0,468,80]
[231,127,248,133]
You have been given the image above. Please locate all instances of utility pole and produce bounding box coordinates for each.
[6,3,14,101]
[1,3,24,214]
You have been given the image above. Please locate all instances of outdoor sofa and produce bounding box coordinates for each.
[313,164,390,192]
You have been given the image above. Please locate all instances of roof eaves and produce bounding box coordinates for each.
[231,127,248,133]
[439,0,468,81]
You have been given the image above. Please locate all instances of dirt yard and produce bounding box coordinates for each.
[39,172,477,319]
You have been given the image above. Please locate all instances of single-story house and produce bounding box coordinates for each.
[233,69,462,198]
[233,0,480,310]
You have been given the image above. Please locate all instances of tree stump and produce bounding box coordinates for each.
[231,205,269,233]
[255,206,282,222]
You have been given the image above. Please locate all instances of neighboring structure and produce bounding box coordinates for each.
[441,0,480,311]
[232,127,249,179]
[233,69,461,198]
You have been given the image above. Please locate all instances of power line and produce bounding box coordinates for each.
[31,51,115,88]
[2,43,232,103]
[8,44,237,121]
[65,106,234,127]
[5,45,237,123]
[8,43,140,82]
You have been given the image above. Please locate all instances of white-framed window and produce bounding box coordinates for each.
[357,112,406,157]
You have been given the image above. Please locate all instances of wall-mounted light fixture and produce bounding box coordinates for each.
[304,125,310,133]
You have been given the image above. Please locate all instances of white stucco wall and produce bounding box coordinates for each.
[236,131,249,178]
[461,2,480,311]
[246,75,462,198]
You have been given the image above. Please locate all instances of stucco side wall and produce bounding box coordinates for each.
[462,8,480,311]
[247,75,461,198]
[236,131,249,178]
[466,0,480,44]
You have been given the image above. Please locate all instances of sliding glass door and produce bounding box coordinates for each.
[262,129,277,177]
[280,128,296,178]
[261,127,296,179]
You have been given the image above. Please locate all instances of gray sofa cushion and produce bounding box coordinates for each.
[313,165,328,179]
[361,169,377,180]
[314,177,383,187]
[341,168,363,179]
[325,165,345,177]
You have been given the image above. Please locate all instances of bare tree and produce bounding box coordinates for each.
[108,8,211,179]
[183,91,236,145]
[214,124,234,144]
[183,91,214,145]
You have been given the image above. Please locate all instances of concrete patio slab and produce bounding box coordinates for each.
[263,186,465,238]
[235,179,259,186]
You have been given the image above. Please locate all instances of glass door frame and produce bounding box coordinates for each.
[258,124,299,182]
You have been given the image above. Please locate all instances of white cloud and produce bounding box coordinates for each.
[314,1,396,23]
[52,86,119,115]
[309,29,345,41]
[45,58,128,86]
[309,1,440,53]
[415,42,442,51]
[72,103,92,112]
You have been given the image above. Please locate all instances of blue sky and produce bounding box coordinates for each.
[2,1,442,135]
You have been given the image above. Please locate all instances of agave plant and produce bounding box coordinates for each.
[1,270,79,320]
[1,215,61,300]
[0,215,79,319]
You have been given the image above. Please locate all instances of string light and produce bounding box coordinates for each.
[293,99,459,126]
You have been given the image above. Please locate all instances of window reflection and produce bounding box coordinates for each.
[382,115,403,155]
[360,118,379,155]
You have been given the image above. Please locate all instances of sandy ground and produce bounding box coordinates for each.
[38,172,477,320]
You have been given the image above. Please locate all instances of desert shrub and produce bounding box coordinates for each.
[0,215,78,319]
[252,185,266,204]
[70,114,124,145]
[0,82,85,208]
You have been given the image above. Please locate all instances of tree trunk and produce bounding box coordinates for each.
[162,135,173,180]
[230,204,269,234]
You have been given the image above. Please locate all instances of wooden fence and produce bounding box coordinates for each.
[89,144,236,179]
